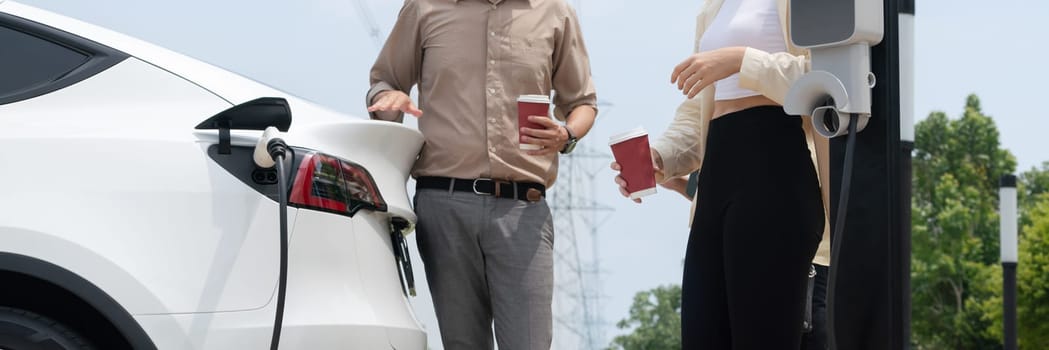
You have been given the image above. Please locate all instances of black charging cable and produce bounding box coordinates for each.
[827,113,859,350]
[391,218,417,297]
[267,138,290,350]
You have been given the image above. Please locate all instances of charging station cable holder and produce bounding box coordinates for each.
[783,0,884,138]
[786,44,877,138]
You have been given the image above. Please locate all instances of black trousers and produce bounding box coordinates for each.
[682,106,824,350]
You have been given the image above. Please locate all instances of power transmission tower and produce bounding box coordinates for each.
[353,0,383,49]
[551,4,613,349]
[549,99,614,350]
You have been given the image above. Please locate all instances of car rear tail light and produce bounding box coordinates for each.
[288,151,387,217]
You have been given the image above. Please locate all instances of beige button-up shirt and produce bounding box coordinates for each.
[368,0,597,187]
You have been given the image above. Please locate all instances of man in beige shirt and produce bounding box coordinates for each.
[366,1,597,349]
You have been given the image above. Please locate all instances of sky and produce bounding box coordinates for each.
[12,0,1049,348]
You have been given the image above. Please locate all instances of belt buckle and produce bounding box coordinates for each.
[472,178,494,196]
[473,178,514,198]
[491,179,513,198]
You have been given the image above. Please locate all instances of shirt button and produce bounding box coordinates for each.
[490,60,495,65]
[490,31,496,37]
[488,88,496,94]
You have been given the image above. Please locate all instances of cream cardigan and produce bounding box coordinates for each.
[651,0,832,265]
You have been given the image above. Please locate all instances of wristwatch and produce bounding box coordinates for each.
[560,125,578,154]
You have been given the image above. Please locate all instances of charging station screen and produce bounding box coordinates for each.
[790,0,856,47]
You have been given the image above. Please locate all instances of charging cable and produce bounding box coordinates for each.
[269,139,290,350]
[254,127,290,350]
[391,218,417,297]
[827,113,859,350]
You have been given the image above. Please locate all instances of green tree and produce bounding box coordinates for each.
[607,285,681,350]
[1016,193,1049,349]
[911,94,1017,349]
[976,167,1049,349]
[1020,162,1049,221]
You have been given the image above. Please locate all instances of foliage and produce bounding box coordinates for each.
[1020,162,1049,225]
[607,285,682,350]
[1016,194,1049,349]
[911,94,1016,349]
[974,192,1049,349]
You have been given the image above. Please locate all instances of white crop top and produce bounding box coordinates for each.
[698,0,787,101]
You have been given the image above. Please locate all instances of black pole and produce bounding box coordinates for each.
[1003,262,1018,350]
[1000,174,1018,350]
[828,0,903,348]
[898,0,915,348]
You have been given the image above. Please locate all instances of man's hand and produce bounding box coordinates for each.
[671,46,746,99]
[610,149,665,204]
[367,90,423,117]
[520,116,569,156]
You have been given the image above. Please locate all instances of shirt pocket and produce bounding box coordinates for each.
[509,37,554,89]
[512,37,552,60]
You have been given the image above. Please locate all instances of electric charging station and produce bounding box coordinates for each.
[785,0,910,349]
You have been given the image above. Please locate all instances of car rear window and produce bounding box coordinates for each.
[0,25,89,100]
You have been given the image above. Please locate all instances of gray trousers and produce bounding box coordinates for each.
[414,188,554,350]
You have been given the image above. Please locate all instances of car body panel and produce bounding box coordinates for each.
[3,0,422,227]
[126,210,428,349]
[135,309,423,350]
[0,58,290,314]
[0,1,426,347]
[0,57,229,138]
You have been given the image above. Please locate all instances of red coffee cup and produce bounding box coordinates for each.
[517,94,551,150]
[609,127,657,199]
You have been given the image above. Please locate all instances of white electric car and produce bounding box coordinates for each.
[0,1,426,349]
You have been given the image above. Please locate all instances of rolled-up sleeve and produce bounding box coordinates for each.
[366,0,423,122]
[550,7,597,121]
[737,47,809,105]
[651,94,705,181]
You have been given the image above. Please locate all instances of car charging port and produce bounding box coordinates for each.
[252,168,279,185]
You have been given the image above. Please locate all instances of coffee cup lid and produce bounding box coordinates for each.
[517,94,551,104]
[608,126,648,146]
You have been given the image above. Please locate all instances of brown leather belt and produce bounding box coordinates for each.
[416,177,546,202]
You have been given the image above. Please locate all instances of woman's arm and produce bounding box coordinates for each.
[653,46,753,180]
[651,95,705,181]
[737,47,810,105]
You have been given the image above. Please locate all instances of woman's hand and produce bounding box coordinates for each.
[610,149,665,204]
[659,175,693,201]
[671,46,747,99]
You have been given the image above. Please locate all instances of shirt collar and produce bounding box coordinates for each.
[453,0,530,4]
